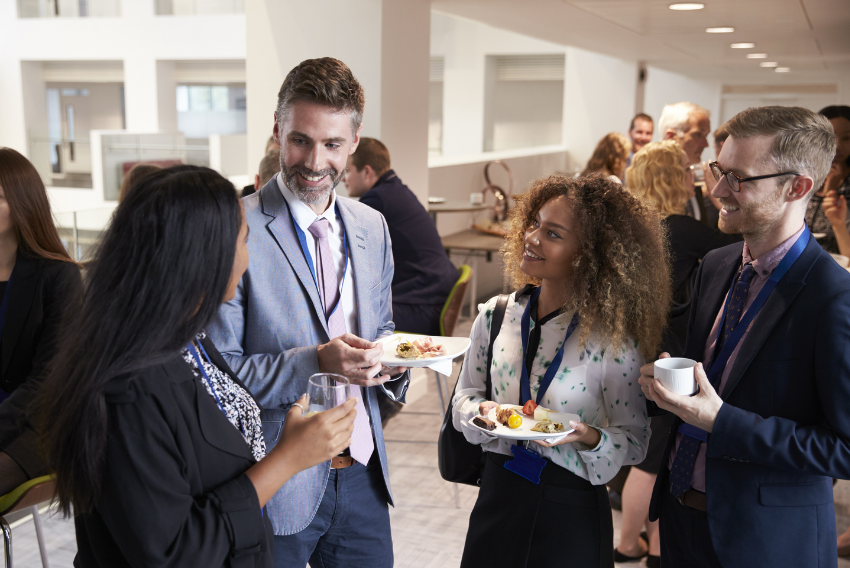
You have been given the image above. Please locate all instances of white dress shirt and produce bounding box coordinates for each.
[277,174,359,336]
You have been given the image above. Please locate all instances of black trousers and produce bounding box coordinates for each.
[461,452,614,568]
[659,486,723,568]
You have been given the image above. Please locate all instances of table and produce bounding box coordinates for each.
[441,229,506,319]
[428,201,489,223]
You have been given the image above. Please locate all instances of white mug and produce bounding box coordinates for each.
[654,357,698,396]
[470,192,483,205]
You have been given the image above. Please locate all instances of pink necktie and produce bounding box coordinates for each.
[308,217,374,465]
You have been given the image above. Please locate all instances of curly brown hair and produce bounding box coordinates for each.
[502,173,671,359]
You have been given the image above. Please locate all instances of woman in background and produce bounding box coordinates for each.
[118,163,161,202]
[452,173,669,568]
[0,148,82,496]
[580,132,631,182]
[615,140,739,566]
[41,166,356,567]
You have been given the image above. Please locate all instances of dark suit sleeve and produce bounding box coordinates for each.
[96,384,267,567]
[707,288,850,478]
[0,261,82,447]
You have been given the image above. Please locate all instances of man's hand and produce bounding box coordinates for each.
[317,333,391,386]
[823,189,848,228]
[638,362,723,432]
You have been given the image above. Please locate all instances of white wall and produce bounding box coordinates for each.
[643,65,722,162]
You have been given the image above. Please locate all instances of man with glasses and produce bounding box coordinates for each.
[638,106,850,568]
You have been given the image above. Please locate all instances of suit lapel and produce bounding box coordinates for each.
[2,253,39,375]
[337,199,374,340]
[720,238,818,399]
[688,247,741,359]
[260,181,329,339]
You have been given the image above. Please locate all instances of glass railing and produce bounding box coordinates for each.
[54,207,115,263]
[17,0,120,18]
[155,0,244,15]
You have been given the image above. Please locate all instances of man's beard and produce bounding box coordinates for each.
[281,161,345,206]
[718,185,785,239]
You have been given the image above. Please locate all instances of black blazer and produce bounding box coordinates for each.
[359,170,457,306]
[649,236,850,568]
[74,334,273,568]
[0,252,82,450]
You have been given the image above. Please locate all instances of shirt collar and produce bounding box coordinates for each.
[742,224,805,277]
[276,173,338,233]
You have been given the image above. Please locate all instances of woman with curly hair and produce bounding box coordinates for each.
[581,132,632,182]
[451,173,670,568]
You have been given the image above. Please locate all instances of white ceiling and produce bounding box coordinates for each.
[432,0,850,86]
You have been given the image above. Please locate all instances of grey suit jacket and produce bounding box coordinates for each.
[208,178,409,535]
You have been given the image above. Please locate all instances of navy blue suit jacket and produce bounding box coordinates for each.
[649,234,850,568]
[358,171,457,307]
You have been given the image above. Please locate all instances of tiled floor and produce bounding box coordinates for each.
[5,317,850,567]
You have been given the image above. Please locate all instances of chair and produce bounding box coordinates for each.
[433,265,473,415]
[0,475,55,568]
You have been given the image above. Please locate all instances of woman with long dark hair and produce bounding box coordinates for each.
[0,147,82,496]
[40,166,356,567]
[451,173,670,567]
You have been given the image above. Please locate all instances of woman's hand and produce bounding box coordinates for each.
[478,400,498,416]
[825,162,850,193]
[247,394,356,507]
[823,189,848,227]
[533,420,601,449]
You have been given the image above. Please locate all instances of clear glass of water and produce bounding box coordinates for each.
[305,373,350,417]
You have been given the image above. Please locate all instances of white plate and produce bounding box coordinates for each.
[467,405,578,442]
[380,335,471,368]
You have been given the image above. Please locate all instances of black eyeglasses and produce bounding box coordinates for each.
[708,161,800,193]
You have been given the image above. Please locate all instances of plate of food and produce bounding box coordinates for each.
[468,402,578,442]
[379,335,472,368]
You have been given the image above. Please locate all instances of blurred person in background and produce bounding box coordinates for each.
[659,101,716,226]
[344,137,457,424]
[118,163,161,202]
[41,166,356,567]
[580,132,631,182]
[625,113,654,170]
[614,140,740,567]
[806,105,850,257]
[0,148,82,495]
[244,151,282,198]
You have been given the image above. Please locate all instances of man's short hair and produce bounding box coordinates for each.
[629,113,653,131]
[658,102,709,136]
[714,123,730,144]
[258,151,281,187]
[350,138,391,177]
[276,58,365,133]
[724,105,836,192]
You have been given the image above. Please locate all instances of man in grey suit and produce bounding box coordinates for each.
[209,57,408,568]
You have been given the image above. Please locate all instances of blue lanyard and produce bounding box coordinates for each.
[679,226,810,443]
[519,287,580,405]
[186,341,227,419]
[706,225,810,387]
[289,203,349,321]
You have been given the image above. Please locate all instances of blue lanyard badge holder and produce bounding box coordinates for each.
[504,287,580,485]
[677,226,811,442]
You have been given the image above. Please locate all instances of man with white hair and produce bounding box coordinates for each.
[659,102,715,225]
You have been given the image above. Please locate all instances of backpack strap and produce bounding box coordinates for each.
[485,294,511,400]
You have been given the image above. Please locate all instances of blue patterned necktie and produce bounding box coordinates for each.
[670,263,756,497]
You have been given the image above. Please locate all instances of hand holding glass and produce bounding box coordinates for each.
[306,373,351,417]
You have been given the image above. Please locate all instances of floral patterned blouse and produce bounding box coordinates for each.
[451,292,650,485]
[182,332,266,462]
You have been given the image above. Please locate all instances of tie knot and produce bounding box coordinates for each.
[308,217,329,239]
[739,263,756,284]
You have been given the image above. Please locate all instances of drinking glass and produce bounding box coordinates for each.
[305,373,350,417]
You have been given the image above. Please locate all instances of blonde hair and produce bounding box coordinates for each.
[625,140,692,216]
[502,173,671,360]
[581,132,631,178]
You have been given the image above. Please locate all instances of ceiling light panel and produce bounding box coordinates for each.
[706,27,735,33]
[759,62,779,67]
[746,53,768,59]
[669,3,704,10]
[775,67,791,73]
[731,43,755,49]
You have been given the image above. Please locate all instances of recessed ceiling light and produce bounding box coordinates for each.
[746,53,768,59]
[706,27,735,33]
[669,3,705,10]
[760,62,779,67]
[731,43,756,49]
[775,67,791,73]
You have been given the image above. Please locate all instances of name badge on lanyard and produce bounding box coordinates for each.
[289,203,349,322]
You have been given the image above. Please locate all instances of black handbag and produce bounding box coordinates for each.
[437,294,510,486]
